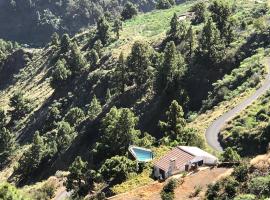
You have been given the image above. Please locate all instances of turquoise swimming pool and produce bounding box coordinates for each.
[129,146,153,162]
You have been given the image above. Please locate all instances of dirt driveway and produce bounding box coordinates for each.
[110,167,232,200]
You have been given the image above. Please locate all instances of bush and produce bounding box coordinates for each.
[232,163,249,182]
[160,179,178,200]
[100,156,136,183]
[248,175,270,197]
[221,147,241,162]
[0,183,26,200]
[234,194,256,200]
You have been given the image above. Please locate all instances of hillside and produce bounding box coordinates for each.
[0,0,187,46]
[0,0,270,199]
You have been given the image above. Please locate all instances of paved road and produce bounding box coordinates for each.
[206,58,270,152]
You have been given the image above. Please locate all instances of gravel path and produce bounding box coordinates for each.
[205,58,270,151]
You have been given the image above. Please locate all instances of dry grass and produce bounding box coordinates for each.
[250,152,270,173]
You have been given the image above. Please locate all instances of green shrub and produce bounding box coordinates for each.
[248,175,270,197]
[160,179,178,200]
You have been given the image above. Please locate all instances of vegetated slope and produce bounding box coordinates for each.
[0,0,187,45]
[205,52,270,151]
[0,0,269,199]
[220,61,270,156]
[204,152,270,199]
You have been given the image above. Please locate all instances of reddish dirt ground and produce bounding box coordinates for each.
[110,167,232,200]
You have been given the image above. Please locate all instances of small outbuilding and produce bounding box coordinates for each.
[153,146,218,179]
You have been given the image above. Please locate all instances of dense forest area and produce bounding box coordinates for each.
[0,0,270,199]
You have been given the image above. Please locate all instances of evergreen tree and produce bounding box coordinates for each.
[198,18,225,64]
[0,128,15,164]
[156,0,173,10]
[127,41,152,86]
[51,59,71,88]
[0,108,7,128]
[115,52,128,93]
[88,49,99,68]
[17,132,45,178]
[9,92,32,121]
[113,19,123,39]
[65,107,85,126]
[93,40,103,56]
[88,95,102,120]
[156,41,185,93]
[121,2,138,20]
[66,156,97,197]
[95,107,140,159]
[105,89,111,103]
[209,0,233,43]
[167,13,187,44]
[51,32,59,46]
[191,1,207,25]
[159,100,186,140]
[96,17,110,45]
[56,121,76,153]
[186,26,196,60]
[60,34,71,53]
[209,0,231,31]
[168,13,179,37]
[69,42,86,73]
[100,155,136,183]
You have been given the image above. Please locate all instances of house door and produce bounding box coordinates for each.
[185,164,189,171]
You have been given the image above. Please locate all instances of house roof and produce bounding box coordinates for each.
[154,147,195,172]
[178,146,218,160]
[154,146,218,172]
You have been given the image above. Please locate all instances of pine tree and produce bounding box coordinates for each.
[186,26,196,60]
[88,95,102,120]
[0,127,15,164]
[198,18,225,64]
[127,41,152,86]
[113,19,123,39]
[51,59,71,88]
[93,40,103,56]
[88,49,99,68]
[156,41,185,93]
[60,34,71,53]
[51,32,59,46]
[69,42,86,73]
[167,13,187,44]
[95,107,140,159]
[56,121,76,153]
[97,17,110,45]
[121,2,138,20]
[191,1,207,25]
[66,156,96,197]
[159,100,186,140]
[65,107,85,126]
[17,132,45,178]
[0,108,7,128]
[168,13,179,37]
[9,92,33,121]
[105,89,111,103]
[209,0,233,42]
[115,52,128,93]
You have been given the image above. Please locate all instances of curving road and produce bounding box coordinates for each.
[206,58,270,152]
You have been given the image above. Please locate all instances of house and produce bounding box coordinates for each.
[153,146,218,179]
